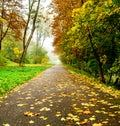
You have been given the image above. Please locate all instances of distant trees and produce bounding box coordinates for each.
[52,0,120,85]
[0,0,51,66]
[27,42,49,64]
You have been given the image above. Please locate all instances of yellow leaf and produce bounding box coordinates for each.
[40,107,51,112]
[95,110,101,113]
[102,121,108,124]
[2,124,10,126]
[80,119,88,124]
[109,113,116,117]
[61,117,66,121]
[71,104,77,107]
[92,123,103,126]
[29,120,34,124]
[39,116,48,120]
[0,17,7,23]
[89,116,96,121]
[17,103,28,107]
[56,112,61,117]
[110,105,118,109]
[46,124,51,126]
[74,107,83,113]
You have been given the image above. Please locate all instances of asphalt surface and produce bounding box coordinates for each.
[0,64,120,126]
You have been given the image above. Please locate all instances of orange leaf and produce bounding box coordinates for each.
[24,111,34,117]
[83,110,92,115]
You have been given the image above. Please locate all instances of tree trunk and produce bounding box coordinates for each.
[88,29,105,83]
[0,40,1,53]
[19,0,41,66]
[108,73,112,84]
[0,22,3,53]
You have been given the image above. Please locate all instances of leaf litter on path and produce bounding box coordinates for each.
[0,65,120,126]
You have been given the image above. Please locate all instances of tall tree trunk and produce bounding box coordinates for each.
[88,28,105,83]
[19,0,41,66]
[0,0,4,53]
[0,40,2,53]
[0,22,2,52]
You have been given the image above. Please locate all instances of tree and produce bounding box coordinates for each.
[19,0,41,66]
[52,0,120,84]
[0,0,26,52]
[27,42,49,64]
[51,0,85,54]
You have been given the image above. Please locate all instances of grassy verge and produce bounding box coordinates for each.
[0,64,52,96]
[64,64,120,98]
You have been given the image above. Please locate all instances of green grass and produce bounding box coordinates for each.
[0,65,52,96]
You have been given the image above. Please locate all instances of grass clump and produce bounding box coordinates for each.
[0,65,52,96]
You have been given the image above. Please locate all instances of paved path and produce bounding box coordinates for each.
[0,64,120,126]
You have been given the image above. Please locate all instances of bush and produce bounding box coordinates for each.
[0,54,7,66]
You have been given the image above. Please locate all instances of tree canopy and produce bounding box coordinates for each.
[52,0,120,85]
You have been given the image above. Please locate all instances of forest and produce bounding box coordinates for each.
[0,0,120,89]
[52,0,120,88]
[0,0,51,66]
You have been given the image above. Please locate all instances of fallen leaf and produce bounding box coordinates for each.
[61,117,66,121]
[92,123,103,126]
[29,120,34,124]
[74,107,83,113]
[90,98,97,102]
[109,113,116,117]
[76,122,80,125]
[46,124,51,126]
[39,116,48,120]
[81,103,95,107]
[17,103,28,107]
[110,105,118,109]
[60,93,68,97]
[40,107,51,112]
[95,110,101,113]
[71,92,76,96]
[30,107,34,110]
[89,116,96,121]
[24,111,34,117]
[71,104,77,107]
[80,119,88,124]
[83,110,92,115]
[2,124,10,126]
[102,121,108,124]
[67,113,80,121]
[56,112,61,117]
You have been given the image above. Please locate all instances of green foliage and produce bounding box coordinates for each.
[0,54,7,66]
[27,42,49,64]
[56,0,120,85]
[0,65,52,96]
[2,37,22,63]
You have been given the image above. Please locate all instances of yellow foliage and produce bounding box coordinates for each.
[13,47,23,58]
[41,58,48,64]
[0,17,7,24]
[107,0,113,5]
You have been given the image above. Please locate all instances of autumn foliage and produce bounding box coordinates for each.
[52,0,120,85]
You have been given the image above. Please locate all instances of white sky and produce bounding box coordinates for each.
[41,0,59,63]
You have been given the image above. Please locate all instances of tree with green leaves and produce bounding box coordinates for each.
[52,0,120,84]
